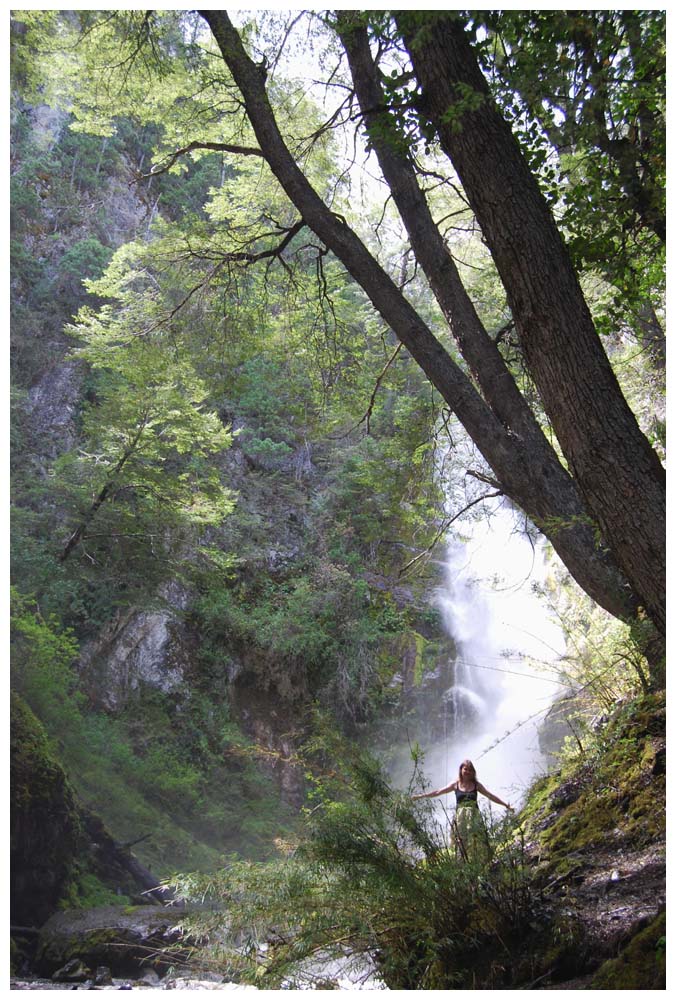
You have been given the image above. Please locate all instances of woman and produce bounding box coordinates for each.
[412,759,513,861]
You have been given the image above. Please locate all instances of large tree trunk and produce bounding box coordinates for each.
[199,11,640,628]
[335,15,638,623]
[397,13,665,634]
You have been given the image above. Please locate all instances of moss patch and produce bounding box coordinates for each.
[590,911,666,989]
[412,632,426,686]
[10,690,83,926]
[60,871,132,909]
[521,692,665,875]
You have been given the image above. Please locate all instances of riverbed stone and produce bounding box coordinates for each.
[35,904,189,977]
[52,958,92,982]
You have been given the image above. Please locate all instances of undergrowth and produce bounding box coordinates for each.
[10,589,296,875]
[168,729,541,989]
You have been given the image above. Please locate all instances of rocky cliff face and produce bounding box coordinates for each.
[78,582,193,712]
[11,690,172,934]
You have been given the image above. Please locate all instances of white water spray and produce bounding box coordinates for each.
[420,497,567,812]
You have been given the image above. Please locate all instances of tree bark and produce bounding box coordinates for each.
[197,11,646,627]
[397,13,665,634]
[335,14,638,623]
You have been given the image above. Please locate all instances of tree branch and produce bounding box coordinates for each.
[466,468,502,490]
[398,490,503,577]
[357,342,403,436]
[198,9,643,626]
[137,139,264,180]
[135,220,306,340]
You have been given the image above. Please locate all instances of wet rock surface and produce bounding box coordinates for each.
[10,972,257,991]
[35,904,191,979]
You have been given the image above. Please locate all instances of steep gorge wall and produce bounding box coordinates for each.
[11,82,461,889]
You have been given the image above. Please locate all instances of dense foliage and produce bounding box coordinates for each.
[10,9,450,876]
[10,589,297,871]
[476,10,665,347]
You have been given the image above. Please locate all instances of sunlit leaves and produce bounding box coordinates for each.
[55,243,236,560]
[470,10,665,343]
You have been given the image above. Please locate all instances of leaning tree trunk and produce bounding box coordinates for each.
[335,14,638,623]
[199,11,641,629]
[397,13,665,635]
[59,418,148,562]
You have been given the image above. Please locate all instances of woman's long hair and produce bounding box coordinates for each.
[458,759,477,786]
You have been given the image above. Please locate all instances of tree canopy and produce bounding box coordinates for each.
[11,9,665,672]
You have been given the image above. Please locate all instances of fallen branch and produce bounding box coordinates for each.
[121,833,153,851]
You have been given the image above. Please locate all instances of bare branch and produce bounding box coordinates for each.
[267,12,307,80]
[131,220,307,342]
[329,343,403,440]
[137,139,264,180]
[398,490,504,577]
[466,468,502,490]
[363,342,402,434]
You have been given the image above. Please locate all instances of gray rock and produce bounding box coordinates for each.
[139,968,161,985]
[94,966,114,986]
[78,608,190,712]
[26,360,82,455]
[52,958,92,982]
[36,904,190,978]
[549,778,583,810]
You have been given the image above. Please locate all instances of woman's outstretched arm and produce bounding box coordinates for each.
[412,780,457,800]
[476,782,514,810]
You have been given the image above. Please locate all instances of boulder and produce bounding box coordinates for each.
[35,904,190,977]
[77,580,193,712]
[52,957,92,982]
[11,691,171,934]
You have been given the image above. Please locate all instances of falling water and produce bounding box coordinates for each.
[417,497,567,813]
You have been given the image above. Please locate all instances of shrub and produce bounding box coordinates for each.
[169,734,534,989]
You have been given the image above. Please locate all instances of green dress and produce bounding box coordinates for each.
[452,786,490,862]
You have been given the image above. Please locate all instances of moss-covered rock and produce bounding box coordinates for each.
[520,691,666,876]
[10,688,176,933]
[35,904,191,976]
[508,693,666,988]
[10,690,82,926]
[590,911,666,989]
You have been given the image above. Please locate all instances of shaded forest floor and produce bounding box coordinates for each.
[540,839,666,989]
[10,691,666,991]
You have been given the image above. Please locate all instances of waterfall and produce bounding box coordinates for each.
[418,497,567,811]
